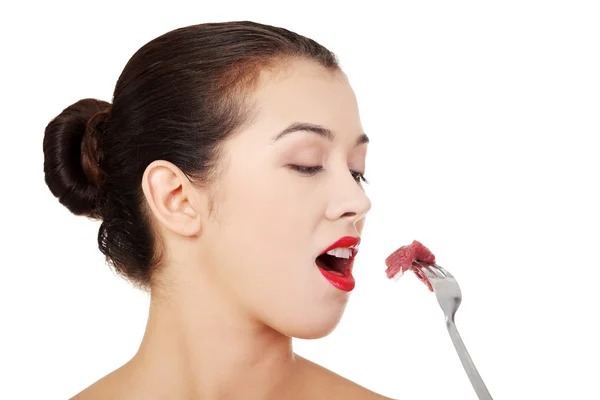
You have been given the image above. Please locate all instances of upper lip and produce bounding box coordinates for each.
[319,236,361,257]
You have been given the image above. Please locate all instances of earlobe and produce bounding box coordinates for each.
[141,161,202,237]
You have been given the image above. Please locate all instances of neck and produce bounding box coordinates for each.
[128,269,298,399]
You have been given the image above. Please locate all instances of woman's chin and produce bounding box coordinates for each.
[291,324,339,340]
[272,307,348,340]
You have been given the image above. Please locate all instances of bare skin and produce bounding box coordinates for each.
[72,355,392,399]
[69,59,390,400]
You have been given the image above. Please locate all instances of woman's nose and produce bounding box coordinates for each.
[325,172,371,223]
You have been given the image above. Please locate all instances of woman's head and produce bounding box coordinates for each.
[43,21,371,338]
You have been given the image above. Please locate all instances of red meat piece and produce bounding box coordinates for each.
[385,240,436,292]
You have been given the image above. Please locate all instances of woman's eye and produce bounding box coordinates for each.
[289,165,368,184]
[290,165,323,176]
[351,170,369,184]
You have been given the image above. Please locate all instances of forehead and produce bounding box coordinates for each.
[247,59,363,136]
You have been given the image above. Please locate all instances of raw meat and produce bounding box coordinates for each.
[385,240,436,291]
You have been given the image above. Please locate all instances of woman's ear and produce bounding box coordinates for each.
[141,160,203,237]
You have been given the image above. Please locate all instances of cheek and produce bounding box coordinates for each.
[226,168,318,243]
[211,167,312,279]
[207,169,349,338]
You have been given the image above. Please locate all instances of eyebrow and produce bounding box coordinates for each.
[273,122,369,147]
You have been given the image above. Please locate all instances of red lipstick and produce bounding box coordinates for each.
[316,236,360,292]
[321,236,360,256]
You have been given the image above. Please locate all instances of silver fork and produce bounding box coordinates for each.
[413,260,493,400]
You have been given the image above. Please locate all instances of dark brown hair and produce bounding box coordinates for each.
[43,21,341,290]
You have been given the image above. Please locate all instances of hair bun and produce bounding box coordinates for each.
[43,98,111,219]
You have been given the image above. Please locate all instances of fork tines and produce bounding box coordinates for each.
[412,261,453,279]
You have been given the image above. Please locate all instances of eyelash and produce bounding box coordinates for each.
[289,165,369,184]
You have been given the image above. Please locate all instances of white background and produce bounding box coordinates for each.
[1,1,599,399]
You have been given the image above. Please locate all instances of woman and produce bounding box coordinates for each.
[44,21,390,399]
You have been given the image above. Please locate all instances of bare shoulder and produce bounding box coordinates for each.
[68,374,119,400]
[70,356,395,400]
[67,363,137,400]
[295,355,395,400]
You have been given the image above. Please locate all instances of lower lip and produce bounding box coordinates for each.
[317,266,355,292]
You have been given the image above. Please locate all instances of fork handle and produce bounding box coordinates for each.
[446,320,493,400]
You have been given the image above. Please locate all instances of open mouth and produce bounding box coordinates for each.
[315,236,359,292]
[315,247,355,276]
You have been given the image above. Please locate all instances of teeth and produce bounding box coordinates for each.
[326,248,353,259]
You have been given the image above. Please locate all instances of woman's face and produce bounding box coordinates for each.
[198,59,371,339]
